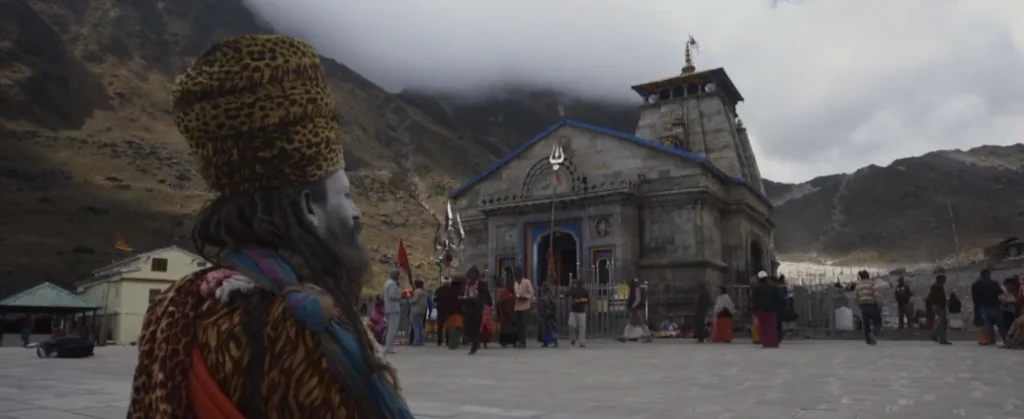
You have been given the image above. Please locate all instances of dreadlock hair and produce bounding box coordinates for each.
[191,179,389,418]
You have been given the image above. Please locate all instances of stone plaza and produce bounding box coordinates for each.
[0,339,1020,419]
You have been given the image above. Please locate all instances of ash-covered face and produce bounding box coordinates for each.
[302,170,362,241]
[299,169,370,301]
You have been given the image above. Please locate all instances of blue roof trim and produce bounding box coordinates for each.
[448,119,771,206]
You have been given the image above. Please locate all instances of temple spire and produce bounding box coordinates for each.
[681,35,699,75]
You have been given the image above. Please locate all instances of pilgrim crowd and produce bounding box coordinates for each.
[370,266,1024,353]
[883,268,1024,348]
[366,268,805,353]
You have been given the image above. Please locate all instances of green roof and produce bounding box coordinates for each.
[0,282,99,310]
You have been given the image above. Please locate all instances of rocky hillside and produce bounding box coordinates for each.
[0,0,640,294]
[397,87,638,157]
[0,0,498,294]
[766,144,1024,264]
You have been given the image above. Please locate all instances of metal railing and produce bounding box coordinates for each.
[367,264,1024,342]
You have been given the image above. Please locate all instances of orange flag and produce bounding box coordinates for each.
[396,239,413,289]
[114,233,133,252]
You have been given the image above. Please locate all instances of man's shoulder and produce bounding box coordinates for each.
[185,266,261,303]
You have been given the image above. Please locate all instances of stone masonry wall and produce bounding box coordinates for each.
[736,126,765,193]
[634,93,746,180]
[450,119,773,303]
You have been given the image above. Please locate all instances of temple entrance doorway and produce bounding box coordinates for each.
[750,240,765,279]
[536,231,579,287]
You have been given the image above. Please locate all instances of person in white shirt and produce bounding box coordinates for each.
[381,269,404,354]
[854,270,882,345]
[512,266,535,348]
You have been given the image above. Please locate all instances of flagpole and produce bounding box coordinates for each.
[547,141,565,286]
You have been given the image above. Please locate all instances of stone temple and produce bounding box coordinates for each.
[448,48,775,310]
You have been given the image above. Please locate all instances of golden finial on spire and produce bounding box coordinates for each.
[682,35,699,75]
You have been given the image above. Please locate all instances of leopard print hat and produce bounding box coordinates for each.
[171,34,343,194]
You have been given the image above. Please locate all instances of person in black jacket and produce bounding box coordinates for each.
[927,275,951,345]
[693,283,712,343]
[893,277,913,329]
[972,268,1006,345]
[751,271,780,348]
[460,266,493,355]
[434,278,458,347]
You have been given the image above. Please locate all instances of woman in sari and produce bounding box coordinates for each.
[479,302,495,349]
[370,296,387,345]
[443,278,466,349]
[712,285,737,343]
[537,282,559,347]
[1004,280,1024,348]
[619,278,653,343]
[497,279,520,347]
[1001,278,1020,333]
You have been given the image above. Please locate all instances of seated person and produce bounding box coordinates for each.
[679,315,695,338]
[659,315,680,333]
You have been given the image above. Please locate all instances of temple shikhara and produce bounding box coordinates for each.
[447,38,776,312]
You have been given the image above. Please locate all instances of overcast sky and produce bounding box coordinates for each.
[242,0,1024,183]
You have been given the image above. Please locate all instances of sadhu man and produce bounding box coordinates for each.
[127,35,414,418]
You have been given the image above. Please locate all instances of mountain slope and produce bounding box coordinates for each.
[0,0,643,294]
[766,144,1024,263]
[0,0,498,293]
[397,87,639,160]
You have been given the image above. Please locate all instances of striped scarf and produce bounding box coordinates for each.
[221,248,414,419]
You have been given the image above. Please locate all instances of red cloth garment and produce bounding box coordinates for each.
[479,306,494,343]
[755,311,779,348]
[711,317,733,343]
[189,346,245,419]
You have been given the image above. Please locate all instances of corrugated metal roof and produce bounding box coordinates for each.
[0,282,99,310]
[90,245,202,275]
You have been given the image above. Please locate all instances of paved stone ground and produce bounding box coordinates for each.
[0,339,1020,418]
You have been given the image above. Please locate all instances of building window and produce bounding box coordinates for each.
[148,288,162,304]
[150,257,168,272]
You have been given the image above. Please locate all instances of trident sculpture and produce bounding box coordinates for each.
[434,200,466,279]
[549,143,564,171]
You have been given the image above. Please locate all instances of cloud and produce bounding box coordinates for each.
[242,0,1024,183]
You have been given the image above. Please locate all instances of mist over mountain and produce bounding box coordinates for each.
[241,0,1024,184]
[2,0,1022,296]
